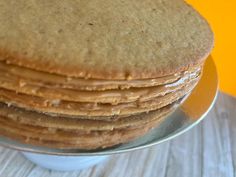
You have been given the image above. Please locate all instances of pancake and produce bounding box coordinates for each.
[0,66,201,104]
[0,111,170,149]
[0,61,200,91]
[0,101,177,131]
[0,0,213,79]
[0,79,198,118]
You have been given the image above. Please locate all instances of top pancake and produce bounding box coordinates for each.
[0,0,213,80]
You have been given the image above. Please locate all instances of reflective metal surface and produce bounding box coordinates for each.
[0,56,218,156]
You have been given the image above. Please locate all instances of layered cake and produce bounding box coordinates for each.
[0,0,213,149]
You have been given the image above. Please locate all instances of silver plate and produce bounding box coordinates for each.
[0,56,218,156]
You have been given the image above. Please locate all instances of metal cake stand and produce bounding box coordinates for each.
[0,56,218,171]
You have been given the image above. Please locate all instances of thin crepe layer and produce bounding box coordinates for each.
[0,111,169,149]
[0,79,197,118]
[0,61,201,91]
[0,101,177,131]
[0,68,200,104]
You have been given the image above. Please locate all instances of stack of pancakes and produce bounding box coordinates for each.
[0,0,213,149]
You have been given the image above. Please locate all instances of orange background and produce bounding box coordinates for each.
[187,0,236,96]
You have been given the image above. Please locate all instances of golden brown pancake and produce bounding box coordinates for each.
[0,111,170,149]
[0,102,177,131]
[0,67,200,104]
[0,80,197,118]
[0,61,201,91]
[0,0,213,79]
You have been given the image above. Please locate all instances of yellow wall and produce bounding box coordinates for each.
[187,0,236,96]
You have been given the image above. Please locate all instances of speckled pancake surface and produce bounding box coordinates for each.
[0,0,213,79]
